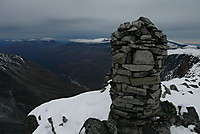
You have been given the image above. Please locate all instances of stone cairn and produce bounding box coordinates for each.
[109,17,168,130]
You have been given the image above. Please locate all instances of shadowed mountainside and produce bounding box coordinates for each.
[0,53,84,134]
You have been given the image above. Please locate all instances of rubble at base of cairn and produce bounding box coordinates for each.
[109,17,168,126]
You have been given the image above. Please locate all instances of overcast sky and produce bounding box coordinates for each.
[0,0,199,42]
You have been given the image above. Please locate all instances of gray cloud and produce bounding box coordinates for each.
[0,0,199,41]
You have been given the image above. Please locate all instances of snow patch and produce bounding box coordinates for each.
[168,48,200,58]
[70,38,110,44]
[170,125,197,134]
[40,37,55,42]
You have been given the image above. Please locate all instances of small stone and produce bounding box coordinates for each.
[116,84,122,91]
[121,36,135,43]
[170,84,179,92]
[132,71,150,78]
[130,76,161,86]
[147,98,155,104]
[162,49,168,55]
[154,31,164,38]
[132,50,155,65]
[156,45,169,50]
[141,26,150,35]
[113,109,130,118]
[124,22,131,29]
[116,69,132,76]
[112,40,127,46]
[142,44,156,47]
[188,91,193,94]
[128,43,149,50]
[114,97,145,106]
[143,85,149,89]
[147,24,156,29]
[118,24,126,31]
[181,83,190,88]
[127,26,138,32]
[132,20,144,28]
[155,59,163,68]
[139,17,154,25]
[113,31,129,39]
[141,35,152,40]
[113,53,126,64]
[163,85,171,95]
[150,89,161,100]
[113,75,130,84]
[150,47,163,55]
[122,84,147,96]
[111,35,118,42]
[62,116,68,123]
[122,64,154,72]
[150,84,160,90]
[123,96,134,99]
[126,52,132,64]
[189,84,199,88]
[120,46,131,53]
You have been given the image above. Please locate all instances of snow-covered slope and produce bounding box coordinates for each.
[70,38,110,44]
[29,48,200,134]
[29,85,111,134]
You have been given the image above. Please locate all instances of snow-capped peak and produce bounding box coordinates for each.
[40,37,55,42]
[70,38,110,44]
[28,39,37,42]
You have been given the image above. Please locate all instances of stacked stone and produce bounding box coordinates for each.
[109,17,168,126]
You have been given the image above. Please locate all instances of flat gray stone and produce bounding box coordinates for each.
[120,46,131,53]
[128,43,149,50]
[122,64,154,72]
[139,17,154,25]
[154,31,163,38]
[116,69,132,76]
[141,35,152,40]
[112,109,130,118]
[122,84,147,96]
[132,50,155,65]
[111,35,118,42]
[150,89,161,101]
[113,31,129,39]
[162,49,168,55]
[127,26,138,32]
[155,59,163,68]
[124,22,131,29]
[113,53,126,64]
[150,48,163,55]
[130,75,161,86]
[132,71,150,78]
[113,75,130,84]
[118,24,126,31]
[121,36,135,43]
[132,20,143,28]
[114,97,145,106]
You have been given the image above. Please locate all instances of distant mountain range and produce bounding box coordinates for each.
[0,38,199,89]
